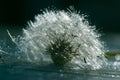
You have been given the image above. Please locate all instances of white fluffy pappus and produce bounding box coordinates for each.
[15,10,107,70]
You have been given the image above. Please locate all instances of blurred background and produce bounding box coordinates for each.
[0,0,120,50]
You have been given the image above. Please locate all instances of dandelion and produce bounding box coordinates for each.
[15,10,106,70]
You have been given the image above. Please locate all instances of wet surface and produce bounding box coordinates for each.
[0,62,120,80]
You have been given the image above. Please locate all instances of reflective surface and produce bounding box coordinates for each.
[0,62,120,80]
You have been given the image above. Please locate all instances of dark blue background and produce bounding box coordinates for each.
[0,0,120,32]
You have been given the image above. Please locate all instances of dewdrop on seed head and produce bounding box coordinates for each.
[18,10,106,70]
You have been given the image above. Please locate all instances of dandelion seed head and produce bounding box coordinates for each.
[17,10,106,70]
